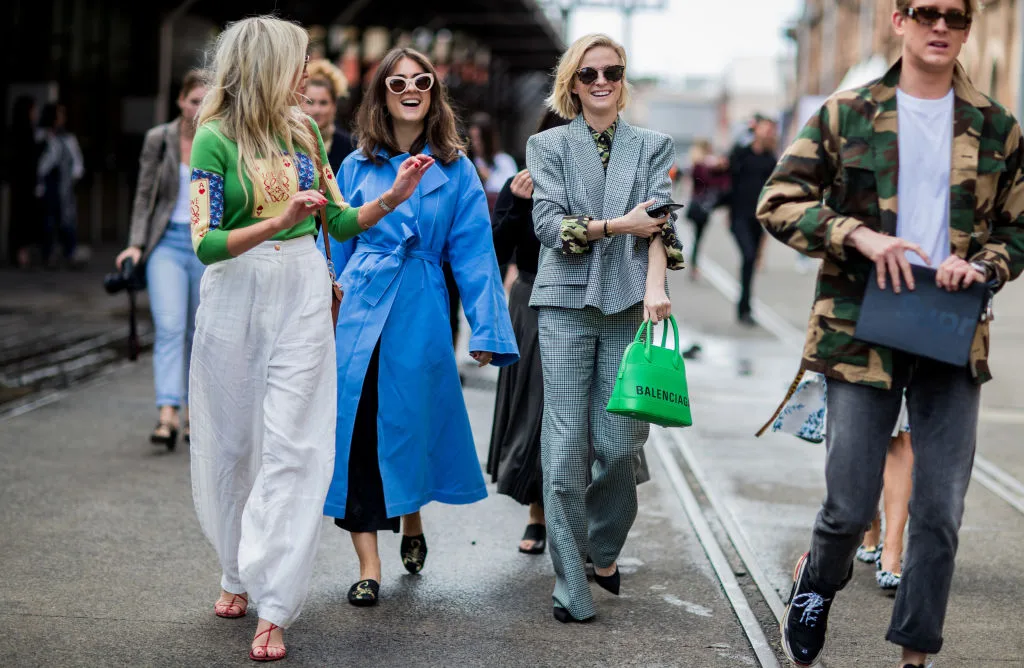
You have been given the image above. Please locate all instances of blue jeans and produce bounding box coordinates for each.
[146,222,204,408]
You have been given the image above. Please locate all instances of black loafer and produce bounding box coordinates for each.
[347,579,380,607]
[401,534,428,574]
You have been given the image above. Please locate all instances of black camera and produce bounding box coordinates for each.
[103,257,146,294]
[104,256,147,361]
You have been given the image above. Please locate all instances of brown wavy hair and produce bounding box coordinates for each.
[356,47,464,166]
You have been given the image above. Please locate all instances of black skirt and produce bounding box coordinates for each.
[486,275,544,506]
[334,340,401,534]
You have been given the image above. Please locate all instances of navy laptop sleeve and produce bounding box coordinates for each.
[853,265,990,367]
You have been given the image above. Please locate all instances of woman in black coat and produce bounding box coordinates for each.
[486,110,566,554]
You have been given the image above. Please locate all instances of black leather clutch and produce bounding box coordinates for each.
[853,265,990,367]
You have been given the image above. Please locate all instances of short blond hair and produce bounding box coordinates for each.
[306,58,348,100]
[546,33,630,120]
[896,0,976,18]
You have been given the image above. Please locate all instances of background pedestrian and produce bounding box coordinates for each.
[116,69,208,449]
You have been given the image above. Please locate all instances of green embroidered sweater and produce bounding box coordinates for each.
[189,119,362,264]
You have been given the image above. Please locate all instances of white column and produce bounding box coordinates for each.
[1017,0,1024,119]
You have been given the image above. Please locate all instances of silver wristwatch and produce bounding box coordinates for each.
[376,195,395,214]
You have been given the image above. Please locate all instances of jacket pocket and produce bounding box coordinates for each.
[836,139,879,221]
[535,251,590,287]
[972,156,1006,222]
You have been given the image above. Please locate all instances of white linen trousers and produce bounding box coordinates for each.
[189,235,336,628]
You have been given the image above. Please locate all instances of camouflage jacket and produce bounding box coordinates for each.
[757,59,1024,388]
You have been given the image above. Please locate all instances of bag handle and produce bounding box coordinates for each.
[634,315,681,367]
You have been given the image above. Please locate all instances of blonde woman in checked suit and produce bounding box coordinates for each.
[526,33,685,624]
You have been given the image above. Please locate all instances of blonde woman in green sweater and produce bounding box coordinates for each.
[187,16,432,662]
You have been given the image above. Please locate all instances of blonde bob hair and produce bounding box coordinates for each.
[197,16,319,204]
[546,33,630,120]
[306,57,348,100]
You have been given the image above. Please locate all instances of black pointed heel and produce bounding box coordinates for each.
[401,534,428,574]
[593,566,620,595]
[553,606,593,624]
[518,524,546,555]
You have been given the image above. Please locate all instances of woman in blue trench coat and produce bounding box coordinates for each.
[320,47,518,606]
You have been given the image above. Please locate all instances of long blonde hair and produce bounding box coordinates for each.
[197,16,318,203]
[546,33,631,120]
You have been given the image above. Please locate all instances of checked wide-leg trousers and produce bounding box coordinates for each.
[537,304,649,621]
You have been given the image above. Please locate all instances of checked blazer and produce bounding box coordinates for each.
[526,115,679,315]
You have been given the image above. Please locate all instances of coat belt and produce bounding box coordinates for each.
[357,239,442,307]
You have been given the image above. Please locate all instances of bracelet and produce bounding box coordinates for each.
[969,260,992,281]
[604,219,613,238]
[376,194,395,214]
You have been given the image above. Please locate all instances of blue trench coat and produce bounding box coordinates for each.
[320,146,519,519]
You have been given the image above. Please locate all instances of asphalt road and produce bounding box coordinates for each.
[3,214,1024,667]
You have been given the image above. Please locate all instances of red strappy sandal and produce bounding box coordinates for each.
[249,623,286,662]
[214,593,248,618]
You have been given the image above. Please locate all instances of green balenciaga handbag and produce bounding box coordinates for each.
[606,315,692,427]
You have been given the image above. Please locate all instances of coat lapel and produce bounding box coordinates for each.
[388,145,449,241]
[166,119,181,164]
[602,118,640,219]
[868,66,900,236]
[566,116,606,217]
[870,60,990,255]
[948,63,989,258]
[163,119,181,200]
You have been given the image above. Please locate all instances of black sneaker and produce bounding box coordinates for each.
[781,552,834,666]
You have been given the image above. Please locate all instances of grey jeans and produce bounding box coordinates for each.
[808,355,980,654]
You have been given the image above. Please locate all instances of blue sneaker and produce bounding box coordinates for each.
[781,552,833,666]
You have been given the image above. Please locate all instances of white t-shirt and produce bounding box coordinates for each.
[475,152,518,194]
[169,163,193,224]
[896,88,954,267]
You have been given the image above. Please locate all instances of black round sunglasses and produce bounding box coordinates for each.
[576,65,625,85]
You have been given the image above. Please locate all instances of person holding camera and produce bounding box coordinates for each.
[187,17,432,661]
[525,33,684,624]
[116,69,208,449]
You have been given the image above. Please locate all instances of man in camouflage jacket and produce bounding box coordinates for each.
[756,1,1024,666]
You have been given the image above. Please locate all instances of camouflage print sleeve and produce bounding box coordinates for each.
[659,219,686,270]
[756,96,864,261]
[561,215,593,255]
[971,121,1024,289]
